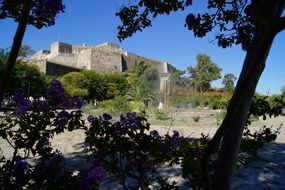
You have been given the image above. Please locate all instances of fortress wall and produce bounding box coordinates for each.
[51,42,72,54]
[72,45,92,54]
[94,42,123,53]
[123,52,169,73]
[46,62,80,76]
[31,50,50,59]
[89,49,122,72]
[77,49,92,69]
[89,46,122,72]
[48,54,78,68]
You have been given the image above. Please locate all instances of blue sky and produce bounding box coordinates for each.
[1,1,284,95]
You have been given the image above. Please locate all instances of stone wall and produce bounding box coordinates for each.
[122,52,169,73]
[29,41,174,81]
[48,54,78,68]
[46,62,80,76]
[51,42,72,54]
[77,49,92,69]
[89,44,123,72]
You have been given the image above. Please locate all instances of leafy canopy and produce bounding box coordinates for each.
[60,72,89,98]
[116,0,282,51]
[222,73,237,92]
[187,54,222,92]
[0,0,65,28]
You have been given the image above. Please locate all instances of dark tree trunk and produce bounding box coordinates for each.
[207,1,285,189]
[212,29,275,190]
[0,0,32,101]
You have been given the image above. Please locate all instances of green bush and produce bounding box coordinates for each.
[153,109,169,120]
[100,96,132,116]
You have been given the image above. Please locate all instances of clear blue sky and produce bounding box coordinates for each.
[1,1,284,95]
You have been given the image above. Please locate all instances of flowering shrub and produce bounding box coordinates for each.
[85,112,182,189]
[0,80,282,190]
[0,80,98,190]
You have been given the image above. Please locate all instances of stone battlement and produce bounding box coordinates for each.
[29,41,175,90]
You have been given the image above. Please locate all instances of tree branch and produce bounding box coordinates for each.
[275,16,285,33]
[0,0,33,101]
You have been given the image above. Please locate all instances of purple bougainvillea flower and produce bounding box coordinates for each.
[15,100,31,117]
[53,110,72,128]
[171,130,181,147]
[87,115,96,123]
[46,80,66,105]
[12,87,25,103]
[150,130,160,139]
[31,100,48,112]
[58,110,71,119]
[102,113,112,121]
[87,166,105,183]
[172,130,180,138]
[72,97,84,108]
[12,157,32,187]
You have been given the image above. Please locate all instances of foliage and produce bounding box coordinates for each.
[125,84,154,107]
[0,60,48,98]
[100,96,132,116]
[248,95,285,124]
[170,90,230,109]
[80,70,106,101]
[0,80,103,190]
[237,95,284,164]
[18,45,34,58]
[116,0,266,51]
[85,112,180,189]
[153,109,169,120]
[0,0,65,29]
[187,54,222,92]
[130,61,159,92]
[169,69,189,88]
[0,48,9,65]
[61,72,89,98]
[177,135,210,189]
[0,80,282,190]
[222,73,237,92]
[103,72,129,100]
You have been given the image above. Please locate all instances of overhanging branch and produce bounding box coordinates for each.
[276,16,285,32]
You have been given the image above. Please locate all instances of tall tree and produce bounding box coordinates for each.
[0,0,65,100]
[187,54,222,92]
[222,73,237,92]
[116,1,285,189]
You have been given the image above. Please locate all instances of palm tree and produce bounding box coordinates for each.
[125,84,154,106]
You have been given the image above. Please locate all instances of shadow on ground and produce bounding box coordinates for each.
[232,142,285,190]
[64,141,285,190]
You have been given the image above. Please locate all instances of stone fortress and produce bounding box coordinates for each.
[29,41,175,90]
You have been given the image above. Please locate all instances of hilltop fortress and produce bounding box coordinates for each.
[29,42,174,90]
[29,42,175,90]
